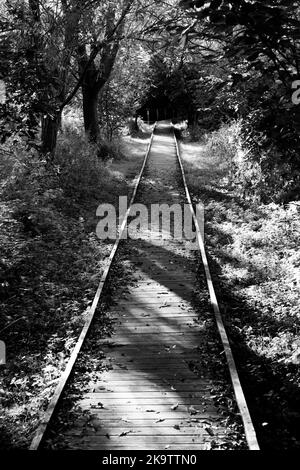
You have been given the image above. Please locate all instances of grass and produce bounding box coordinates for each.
[179,122,300,450]
[0,123,151,448]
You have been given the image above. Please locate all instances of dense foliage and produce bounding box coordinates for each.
[134,0,300,202]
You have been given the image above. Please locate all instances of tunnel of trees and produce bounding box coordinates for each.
[1,0,299,202]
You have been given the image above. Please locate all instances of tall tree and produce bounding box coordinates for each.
[77,1,134,142]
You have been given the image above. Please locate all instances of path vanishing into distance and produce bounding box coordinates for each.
[40,122,251,450]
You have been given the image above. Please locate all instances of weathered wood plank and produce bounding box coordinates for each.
[85,391,210,399]
[90,384,212,393]
[65,427,225,437]
[61,435,220,447]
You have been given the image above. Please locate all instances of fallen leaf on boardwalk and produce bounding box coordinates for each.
[189,406,200,415]
[171,403,179,410]
[119,431,132,437]
[155,418,165,423]
[105,433,110,439]
[173,425,180,430]
[205,427,214,436]
[121,417,131,422]
[146,409,156,412]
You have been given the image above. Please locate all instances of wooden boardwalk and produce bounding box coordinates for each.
[48,122,234,450]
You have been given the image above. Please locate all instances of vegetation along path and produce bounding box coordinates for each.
[32,122,257,450]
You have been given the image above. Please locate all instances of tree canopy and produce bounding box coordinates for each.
[0,0,299,200]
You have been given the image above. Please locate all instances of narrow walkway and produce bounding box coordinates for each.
[57,123,233,450]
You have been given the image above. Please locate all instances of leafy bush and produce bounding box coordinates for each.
[55,133,108,201]
[54,131,125,207]
[186,118,300,204]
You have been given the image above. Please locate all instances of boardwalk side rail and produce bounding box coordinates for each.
[172,127,260,451]
[29,125,156,450]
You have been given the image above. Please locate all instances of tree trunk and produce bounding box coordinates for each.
[41,114,59,155]
[132,113,139,133]
[82,85,99,143]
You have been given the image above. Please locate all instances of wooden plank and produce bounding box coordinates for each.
[103,355,201,361]
[101,362,200,370]
[133,279,195,284]
[99,340,201,346]
[122,296,193,301]
[113,326,201,334]
[120,293,192,299]
[117,302,194,308]
[113,315,199,321]
[81,398,214,407]
[98,375,200,383]
[102,361,201,366]
[115,317,197,322]
[90,384,212,393]
[100,356,203,363]
[109,310,197,316]
[124,287,194,294]
[97,376,204,382]
[99,350,201,357]
[114,320,200,325]
[99,338,201,345]
[60,442,213,450]
[64,428,224,438]
[82,415,214,423]
[72,417,221,425]
[98,342,201,348]
[105,331,199,337]
[113,319,200,325]
[100,358,201,364]
[124,279,194,285]
[65,428,225,437]
[111,314,198,319]
[69,410,221,420]
[80,404,214,413]
[113,315,195,321]
[85,391,210,399]
[110,307,196,313]
[60,435,221,446]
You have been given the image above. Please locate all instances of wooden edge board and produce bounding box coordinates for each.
[172,127,260,451]
[29,124,157,450]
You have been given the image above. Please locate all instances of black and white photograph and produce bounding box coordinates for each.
[0,0,299,457]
